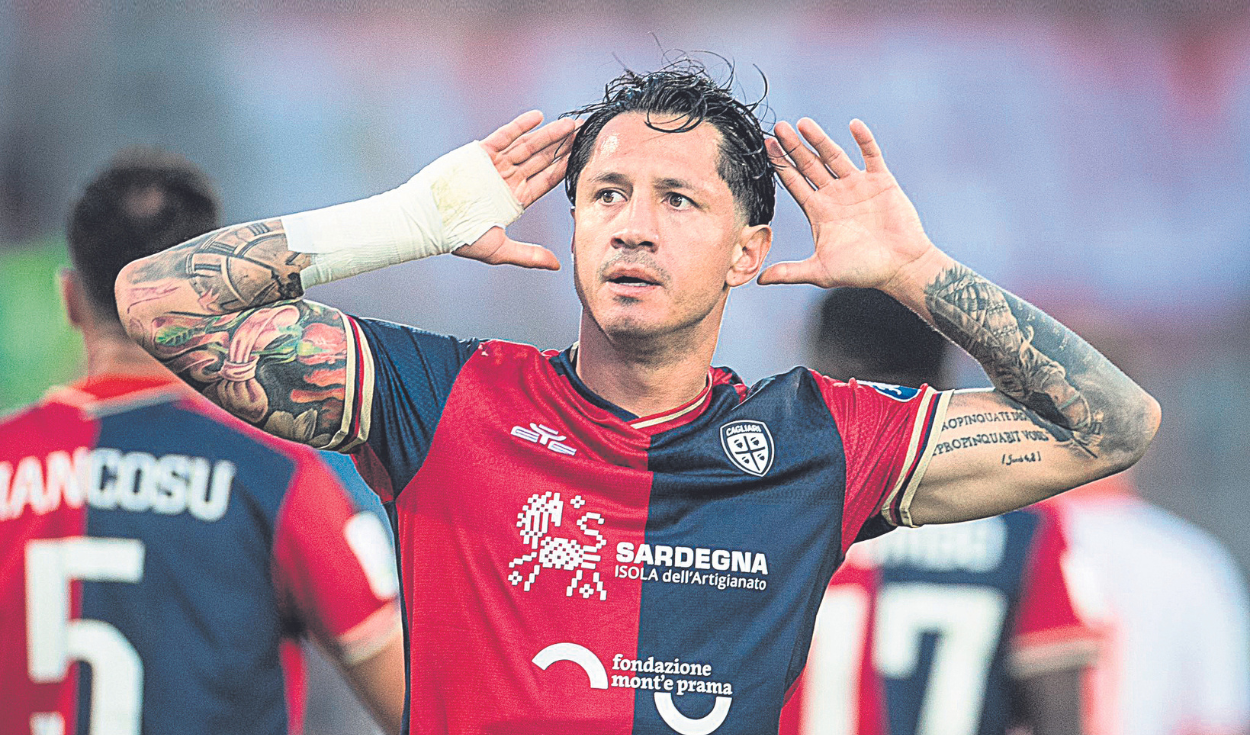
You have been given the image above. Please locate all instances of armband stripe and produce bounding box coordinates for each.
[880,388,951,527]
[323,313,375,452]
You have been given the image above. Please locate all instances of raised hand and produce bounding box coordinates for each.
[456,111,579,271]
[758,118,934,291]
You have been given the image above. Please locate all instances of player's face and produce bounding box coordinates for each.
[571,113,769,345]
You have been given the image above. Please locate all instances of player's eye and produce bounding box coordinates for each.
[596,189,624,205]
[666,193,693,210]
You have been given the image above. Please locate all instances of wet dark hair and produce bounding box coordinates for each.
[811,288,951,389]
[563,60,775,226]
[67,148,220,324]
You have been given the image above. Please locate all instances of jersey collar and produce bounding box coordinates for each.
[45,373,190,415]
[550,345,716,436]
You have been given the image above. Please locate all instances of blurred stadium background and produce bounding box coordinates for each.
[2,2,1248,730]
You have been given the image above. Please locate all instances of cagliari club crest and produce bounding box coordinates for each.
[720,420,775,477]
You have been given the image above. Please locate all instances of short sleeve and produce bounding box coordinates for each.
[272,448,402,666]
[1008,507,1102,678]
[810,373,951,550]
[337,316,479,501]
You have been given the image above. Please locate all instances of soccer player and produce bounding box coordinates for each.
[115,66,1160,734]
[778,288,1101,735]
[0,150,405,735]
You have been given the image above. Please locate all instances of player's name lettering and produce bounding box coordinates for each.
[616,542,769,575]
[858,514,1007,572]
[0,447,235,523]
[933,430,1024,455]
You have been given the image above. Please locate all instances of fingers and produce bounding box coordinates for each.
[515,152,571,208]
[849,119,888,174]
[766,138,815,208]
[512,124,577,181]
[756,257,828,286]
[502,117,578,167]
[773,121,836,188]
[481,110,545,154]
[796,118,857,179]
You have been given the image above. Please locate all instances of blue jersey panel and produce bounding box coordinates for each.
[81,400,296,735]
[634,369,849,735]
[877,511,1040,735]
[355,318,478,492]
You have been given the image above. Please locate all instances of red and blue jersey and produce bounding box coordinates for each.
[0,374,401,735]
[777,503,1101,735]
[329,318,952,735]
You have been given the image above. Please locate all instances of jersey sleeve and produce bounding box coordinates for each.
[810,373,951,549]
[272,448,402,666]
[1008,506,1102,678]
[332,315,479,501]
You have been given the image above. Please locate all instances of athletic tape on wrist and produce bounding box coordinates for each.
[282,142,523,288]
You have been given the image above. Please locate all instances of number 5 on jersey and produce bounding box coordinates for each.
[26,537,146,735]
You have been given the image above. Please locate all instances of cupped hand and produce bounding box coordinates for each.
[758,118,934,292]
[455,111,580,271]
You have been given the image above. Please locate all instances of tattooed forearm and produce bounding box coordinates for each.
[924,263,1157,464]
[140,299,349,446]
[119,218,308,317]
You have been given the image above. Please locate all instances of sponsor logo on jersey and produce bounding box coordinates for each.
[531,642,735,734]
[862,381,920,401]
[511,422,577,456]
[719,420,774,477]
[506,491,607,600]
[615,542,769,591]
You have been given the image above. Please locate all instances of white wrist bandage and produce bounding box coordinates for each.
[281,142,524,289]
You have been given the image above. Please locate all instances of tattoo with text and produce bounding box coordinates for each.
[925,263,1150,461]
[1001,451,1042,466]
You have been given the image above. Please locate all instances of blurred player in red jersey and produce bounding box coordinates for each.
[0,149,405,735]
[778,288,1101,735]
[1044,321,1250,735]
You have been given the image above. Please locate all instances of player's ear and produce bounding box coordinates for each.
[726,224,772,288]
[59,268,88,332]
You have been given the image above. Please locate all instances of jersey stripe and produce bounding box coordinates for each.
[323,312,375,452]
[879,389,950,527]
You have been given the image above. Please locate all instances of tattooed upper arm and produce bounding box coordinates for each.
[142,299,353,447]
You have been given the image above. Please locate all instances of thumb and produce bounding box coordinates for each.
[757,258,827,286]
[484,237,562,271]
[492,236,562,271]
[454,227,561,271]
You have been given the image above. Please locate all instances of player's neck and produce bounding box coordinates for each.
[81,331,172,380]
[575,315,717,419]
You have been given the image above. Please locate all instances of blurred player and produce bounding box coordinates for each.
[0,149,405,735]
[778,288,1101,735]
[1045,322,1250,735]
[116,65,1159,733]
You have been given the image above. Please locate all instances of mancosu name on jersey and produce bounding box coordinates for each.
[0,447,235,523]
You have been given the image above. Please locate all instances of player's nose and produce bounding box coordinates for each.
[611,196,660,250]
